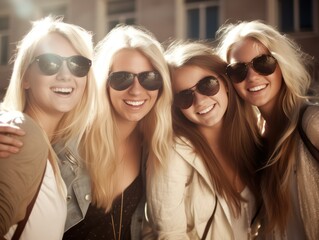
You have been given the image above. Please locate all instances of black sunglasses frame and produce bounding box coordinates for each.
[108,71,163,91]
[226,54,277,83]
[174,76,220,109]
[33,53,92,77]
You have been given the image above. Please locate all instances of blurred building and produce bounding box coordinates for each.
[0,0,318,99]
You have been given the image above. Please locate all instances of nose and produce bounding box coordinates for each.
[128,77,143,94]
[56,61,72,81]
[193,91,207,106]
[246,65,260,81]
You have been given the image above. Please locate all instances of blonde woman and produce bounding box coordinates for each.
[0,16,95,240]
[61,25,173,240]
[217,20,319,239]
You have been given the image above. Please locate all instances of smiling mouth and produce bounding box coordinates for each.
[197,104,214,115]
[124,100,145,107]
[248,84,267,92]
[51,87,73,95]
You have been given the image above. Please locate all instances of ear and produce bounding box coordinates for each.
[23,78,30,89]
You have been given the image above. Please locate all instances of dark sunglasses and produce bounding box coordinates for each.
[226,54,277,83]
[174,76,220,109]
[33,53,92,77]
[108,71,162,91]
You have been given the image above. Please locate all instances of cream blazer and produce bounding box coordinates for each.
[145,137,236,240]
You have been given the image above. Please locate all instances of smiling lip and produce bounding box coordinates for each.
[51,87,74,95]
[197,104,215,115]
[124,100,145,107]
[248,84,267,92]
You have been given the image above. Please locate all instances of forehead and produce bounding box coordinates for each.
[229,38,269,62]
[111,48,154,72]
[34,32,78,57]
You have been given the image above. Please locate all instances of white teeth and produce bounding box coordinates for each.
[249,84,266,92]
[52,87,73,93]
[125,100,145,106]
[198,105,214,115]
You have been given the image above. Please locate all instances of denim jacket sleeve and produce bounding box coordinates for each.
[54,141,92,232]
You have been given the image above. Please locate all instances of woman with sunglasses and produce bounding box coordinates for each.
[217,20,319,239]
[61,24,172,240]
[0,16,95,239]
[144,40,263,239]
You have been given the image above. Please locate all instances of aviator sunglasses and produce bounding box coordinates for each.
[226,54,277,83]
[174,76,220,109]
[33,53,92,77]
[108,71,163,91]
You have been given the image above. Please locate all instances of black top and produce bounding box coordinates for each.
[63,172,143,240]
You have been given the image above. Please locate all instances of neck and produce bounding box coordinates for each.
[199,120,224,150]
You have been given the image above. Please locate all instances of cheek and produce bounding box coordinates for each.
[233,82,246,96]
[148,91,159,105]
[78,78,87,94]
[181,109,193,122]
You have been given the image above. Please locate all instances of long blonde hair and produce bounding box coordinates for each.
[2,16,96,184]
[81,24,173,211]
[165,40,262,216]
[216,20,316,232]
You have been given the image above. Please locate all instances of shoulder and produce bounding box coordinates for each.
[301,105,319,148]
[302,105,319,129]
[0,111,49,159]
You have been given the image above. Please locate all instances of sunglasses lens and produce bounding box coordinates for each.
[37,54,61,75]
[174,89,194,109]
[253,55,277,75]
[226,63,247,83]
[108,72,133,91]
[68,56,92,77]
[138,71,163,91]
[197,77,220,96]
[35,54,91,77]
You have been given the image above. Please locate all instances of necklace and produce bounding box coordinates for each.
[111,191,124,240]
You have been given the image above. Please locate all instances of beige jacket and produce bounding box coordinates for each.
[0,111,48,236]
[266,105,319,240]
[146,137,245,240]
[295,105,319,240]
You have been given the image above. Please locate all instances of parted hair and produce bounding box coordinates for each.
[216,20,316,232]
[165,40,262,216]
[81,24,173,211]
[2,16,96,184]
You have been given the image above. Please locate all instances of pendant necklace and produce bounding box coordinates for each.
[111,191,124,240]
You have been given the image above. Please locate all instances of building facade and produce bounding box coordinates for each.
[0,0,318,98]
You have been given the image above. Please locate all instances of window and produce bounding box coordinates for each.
[0,16,9,66]
[185,0,219,39]
[279,0,314,32]
[107,0,136,30]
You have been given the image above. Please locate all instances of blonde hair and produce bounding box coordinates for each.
[165,40,262,216]
[216,20,317,232]
[2,16,96,185]
[81,24,173,211]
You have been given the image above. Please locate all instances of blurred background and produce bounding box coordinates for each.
[0,0,318,99]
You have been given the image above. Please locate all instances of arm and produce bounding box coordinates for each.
[0,124,25,158]
[0,112,48,236]
[146,147,193,240]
